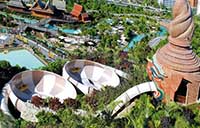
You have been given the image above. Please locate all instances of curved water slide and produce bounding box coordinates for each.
[0,85,11,116]
[111,81,159,116]
[63,60,129,95]
[1,70,77,116]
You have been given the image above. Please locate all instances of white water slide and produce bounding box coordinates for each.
[197,0,200,15]
[1,70,77,115]
[111,81,158,116]
[63,60,129,94]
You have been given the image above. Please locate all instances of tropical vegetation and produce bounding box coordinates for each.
[0,0,200,128]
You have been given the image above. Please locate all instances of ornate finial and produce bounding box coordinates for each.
[161,0,194,45]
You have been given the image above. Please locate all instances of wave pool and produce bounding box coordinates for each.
[0,49,45,69]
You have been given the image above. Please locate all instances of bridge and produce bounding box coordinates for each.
[13,16,79,35]
[148,36,166,48]
[14,23,58,36]
[36,17,78,26]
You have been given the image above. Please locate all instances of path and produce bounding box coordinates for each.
[148,36,166,48]
[107,0,170,13]
[112,13,162,21]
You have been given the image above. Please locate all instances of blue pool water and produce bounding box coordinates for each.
[124,26,167,51]
[124,34,145,51]
[0,49,45,69]
[60,28,81,34]
[11,14,38,24]
[157,26,167,36]
[44,24,81,34]
[44,24,58,31]
[0,28,7,33]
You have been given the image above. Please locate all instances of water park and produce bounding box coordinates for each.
[0,0,199,120]
[1,0,200,127]
[0,0,169,70]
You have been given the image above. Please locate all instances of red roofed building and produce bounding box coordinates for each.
[70,3,90,23]
[70,3,83,18]
[81,13,90,23]
[189,0,198,7]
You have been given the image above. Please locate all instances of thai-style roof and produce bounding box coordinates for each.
[30,0,55,15]
[52,0,66,11]
[44,0,54,10]
[70,3,83,17]
[82,13,89,18]
[30,0,64,11]
[8,0,64,18]
[7,0,26,8]
[31,8,54,14]
[20,0,31,9]
[31,0,45,9]
[156,0,200,73]
[81,13,90,22]
[44,0,50,9]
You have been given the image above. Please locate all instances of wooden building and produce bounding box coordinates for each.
[7,0,30,13]
[7,0,63,18]
[30,0,55,18]
[189,0,198,7]
[70,3,90,23]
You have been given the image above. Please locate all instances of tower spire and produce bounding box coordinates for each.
[161,0,194,47]
[156,0,200,72]
[147,0,200,105]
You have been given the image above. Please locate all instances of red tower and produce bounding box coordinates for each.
[189,0,198,7]
[147,0,200,105]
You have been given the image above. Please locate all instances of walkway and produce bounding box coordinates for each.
[148,36,166,48]
[26,38,60,60]
[36,17,78,26]
[107,0,170,13]
[15,35,60,61]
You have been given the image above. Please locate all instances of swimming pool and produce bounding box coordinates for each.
[44,24,81,34]
[124,34,145,52]
[60,28,81,35]
[0,49,45,69]
[124,26,167,51]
